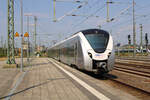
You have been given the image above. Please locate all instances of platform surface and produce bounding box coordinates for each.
[5,58,91,100]
[0,60,19,98]
[0,58,143,100]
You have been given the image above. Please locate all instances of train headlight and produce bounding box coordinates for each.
[88,52,92,58]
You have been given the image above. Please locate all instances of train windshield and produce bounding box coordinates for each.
[84,33,109,53]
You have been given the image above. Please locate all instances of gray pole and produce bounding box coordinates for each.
[132,0,136,57]
[20,0,23,72]
[5,40,6,49]
[106,0,109,22]
[2,36,3,48]
[27,16,29,63]
[1,35,3,48]
[34,16,37,54]
[140,24,143,54]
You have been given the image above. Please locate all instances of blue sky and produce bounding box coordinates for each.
[0,0,150,47]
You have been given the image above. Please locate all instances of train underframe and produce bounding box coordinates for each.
[93,60,109,74]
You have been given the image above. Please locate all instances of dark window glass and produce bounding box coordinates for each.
[85,34,109,53]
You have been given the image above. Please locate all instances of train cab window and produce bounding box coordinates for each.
[84,30,109,53]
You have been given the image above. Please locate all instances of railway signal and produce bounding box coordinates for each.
[145,33,148,51]
[145,33,148,43]
[128,35,131,45]
[127,35,131,56]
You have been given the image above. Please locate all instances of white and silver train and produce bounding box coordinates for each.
[48,29,115,74]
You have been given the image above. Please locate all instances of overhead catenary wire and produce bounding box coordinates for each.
[110,4,132,22]
[13,0,150,47]
[72,4,106,28]
[106,12,150,30]
[106,1,132,5]
[54,1,88,22]
[97,4,133,28]
[54,0,103,37]
[135,3,150,12]
[97,1,150,29]
[107,13,150,42]
[54,0,87,3]
[65,3,106,35]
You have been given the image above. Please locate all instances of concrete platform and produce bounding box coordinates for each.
[2,58,91,100]
[0,60,19,98]
[0,58,144,100]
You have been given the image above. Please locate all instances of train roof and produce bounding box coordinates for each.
[73,29,109,35]
[49,29,109,48]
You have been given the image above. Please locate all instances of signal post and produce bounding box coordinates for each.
[14,32,29,71]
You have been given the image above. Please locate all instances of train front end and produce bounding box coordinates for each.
[83,29,115,74]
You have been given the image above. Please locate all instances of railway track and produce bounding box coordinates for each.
[114,65,150,78]
[116,57,150,62]
[115,61,150,69]
[106,75,150,100]
[110,63,150,93]
[51,58,150,99]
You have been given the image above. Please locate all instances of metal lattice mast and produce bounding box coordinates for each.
[7,0,15,64]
